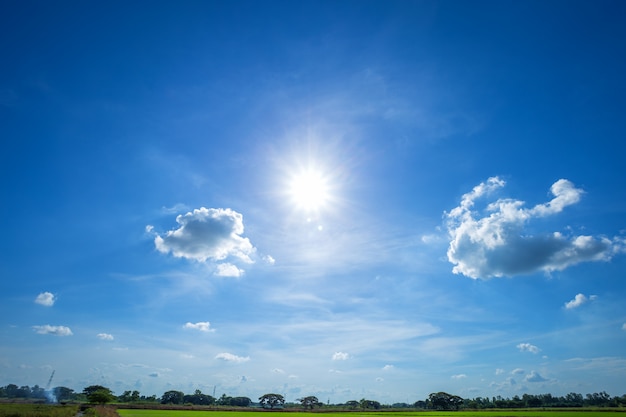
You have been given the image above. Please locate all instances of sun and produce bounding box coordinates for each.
[288,169,330,212]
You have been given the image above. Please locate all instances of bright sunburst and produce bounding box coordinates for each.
[288,169,330,212]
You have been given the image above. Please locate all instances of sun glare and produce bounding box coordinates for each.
[289,170,330,211]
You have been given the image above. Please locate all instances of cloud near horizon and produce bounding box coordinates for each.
[183,321,214,332]
[34,292,55,307]
[33,325,72,336]
[332,352,350,361]
[517,343,541,354]
[215,263,245,277]
[152,207,256,265]
[525,370,548,382]
[215,352,250,363]
[565,293,597,309]
[445,177,623,279]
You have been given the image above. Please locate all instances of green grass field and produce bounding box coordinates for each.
[117,410,626,417]
[0,403,79,417]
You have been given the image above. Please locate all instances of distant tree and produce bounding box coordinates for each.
[217,393,232,405]
[119,390,132,402]
[83,385,110,397]
[585,391,612,407]
[184,390,215,405]
[86,388,115,404]
[298,396,321,409]
[31,385,45,399]
[17,386,32,398]
[413,400,427,409]
[565,392,584,407]
[53,386,75,402]
[259,393,285,409]
[161,390,184,404]
[4,384,19,398]
[230,396,252,407]
[360,399,381,409]
[428,392,463,410]
[345,400,359,409]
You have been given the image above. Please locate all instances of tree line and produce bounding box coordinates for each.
[2,383,625,409]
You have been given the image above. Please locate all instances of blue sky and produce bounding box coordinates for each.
[1,0,626,404]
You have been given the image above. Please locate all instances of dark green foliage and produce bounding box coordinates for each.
[297,395,321,409]
[183,390,215,405]
[360,398,381,409]
[428,392,464,410]
[160,390,184,405]
[258,393,285,409]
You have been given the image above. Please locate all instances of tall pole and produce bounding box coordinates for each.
[45,370,55,390]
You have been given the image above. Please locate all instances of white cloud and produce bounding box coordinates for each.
[382,364,394,371]
[154,207,256,266]
[565,293,597,309]
[517,343,541,354]
[215,352,250,363]
[511,368,525,374]
[183,322,214,332]
[263,255,275,265]
[495,368,505,375]
[622,323,626,331]
[525,370,547,382]
[33,325,72,336]
[445,177,622,279]
[332,351,350,360]
[97,333,114,341]
[215,263,244,277]
[451,374,467,379]
[34,292,55,307]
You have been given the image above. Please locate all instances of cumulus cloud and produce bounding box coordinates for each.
[525,370,547,382]
[445,177,623,279]
[215,352,250,363]
[153,207,256,265]
[35,292,55,307]
[97,333,114,340]
[495,368,505,375]
[382,364,394,371]
[451,374,467,379]
[332,352,350,360]
[215,263,244,277]
[517,343,541,354]
[33,325,72,336]
[565,293,597,309]
[511,368,525,374]
[183,322,214,332]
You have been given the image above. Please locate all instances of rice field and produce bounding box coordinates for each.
[116,409,626,417]
[0,403,79,417]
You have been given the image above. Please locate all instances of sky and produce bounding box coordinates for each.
[1,0,626,405]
